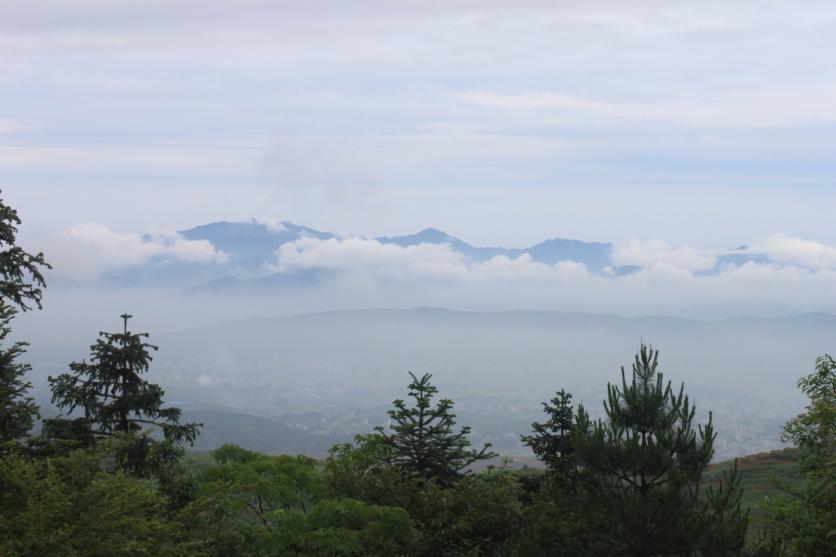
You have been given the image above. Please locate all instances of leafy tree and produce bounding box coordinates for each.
[521,389,577,480]
[45,314,200,474]
[0,190,50,450]
[783,355,836,471]
[375,372,496,486]
[573,344,746,556]
[325,432,520,557]
[183,444,421,557]
[0,447,183,557]
[756,355,836,556]
[263,498,421,557]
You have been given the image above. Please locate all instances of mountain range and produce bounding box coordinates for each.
[113,220,766,289]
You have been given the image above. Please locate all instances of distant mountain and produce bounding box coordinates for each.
[182,221,619,272]
[93,219,788,289]
[377,228,616,271]
[179,220,336,270]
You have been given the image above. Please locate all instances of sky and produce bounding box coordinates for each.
[3,1,836,249]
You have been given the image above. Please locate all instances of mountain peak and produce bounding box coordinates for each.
[413,227,457,242]
[377,227,465,248]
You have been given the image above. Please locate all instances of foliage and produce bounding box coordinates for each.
[703,461,750,556]
[325,433,520,557]
[0,190,50,451]
[0,305,39,451]
[177,444,421,556]
[521,388,576,482]
[755,355,836,556]
[0,450,183,557]
[375,371,496,486]
[783,354,836,471]
[573,344,747,556]
[45,314,201,475]
[0,191,50,312]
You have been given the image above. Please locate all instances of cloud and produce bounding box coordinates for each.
[31,224,836,317]
[265,234,836,311]
[612,239,717,272]
[274,236,599,285]
[58,223,229,280]
[274,236,468,280]
[458,89,836,129]
[748,234,836,270]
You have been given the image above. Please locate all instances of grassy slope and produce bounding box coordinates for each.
[705,447,803,537]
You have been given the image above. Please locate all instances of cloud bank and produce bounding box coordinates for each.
[265,234,836,312]
[28,222,836,318]
[46,224,229,281]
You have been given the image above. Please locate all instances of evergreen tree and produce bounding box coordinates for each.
[0,305,40,451]
[375,372,496,486]
[46,314,201,473]
[521,389,577,480]
[0,190,49,451]
[573,344,746,556]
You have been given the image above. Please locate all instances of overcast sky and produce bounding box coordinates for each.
[3,1,836,248]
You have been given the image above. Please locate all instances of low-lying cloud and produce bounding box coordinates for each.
[747,234,836,271]
[612,239,717,272]
[263,234,836,313]
[49,223,229,281]
[37,224,836,316]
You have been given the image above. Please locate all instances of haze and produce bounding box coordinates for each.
[3,1,836,460]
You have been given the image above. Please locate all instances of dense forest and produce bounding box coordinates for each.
[0,192,834,556]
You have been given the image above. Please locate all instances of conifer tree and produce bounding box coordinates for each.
[0,190,49,451]
[376,372,496,486]
[46,314,200,473]
[521,389,576,481]
[573,344,745,556]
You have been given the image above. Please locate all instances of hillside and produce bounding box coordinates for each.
[705,448,803,537]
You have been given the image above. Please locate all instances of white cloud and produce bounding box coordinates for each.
[458,89,836,129]
[748,234,836,270]
[274,236,595,285]
[30,224,836,315]
[67,223,164,266]
[612,239,717,272]
[61,223,228,279]
[274,236,468,280]
[250,218,287,233]
[264,234,836,312]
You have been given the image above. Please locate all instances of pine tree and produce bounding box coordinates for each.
[46,314,201,473]
[521,389,576,481]
[0,190,49,451]
[573,344,745,556]
[376,372,496,486]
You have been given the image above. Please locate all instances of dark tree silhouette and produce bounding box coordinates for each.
[0,190,50,450]
[46,314,201,472]
[522,389,577,481]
